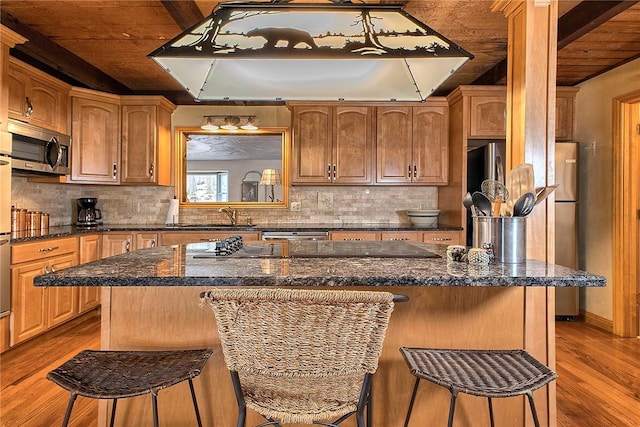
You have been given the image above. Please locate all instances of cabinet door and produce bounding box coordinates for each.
[121,105,156,184]
[71,96,120,183]
[376,106,412,183]
[26,75,66,133]
[292,106,333,184]
[160,231,260,246]
[422,231,463,245]
[10,260,48,345]
[380,231,420,242]
[412,106,449,184]
[555,92,576,141]
[333,106,373,184]
[136,232,158,249]
[47,254,78,327]
[78,235,101,312]
[102,233,133,257]
[330,231,379,241]
[468,96,506,138]
[7,67,29,120]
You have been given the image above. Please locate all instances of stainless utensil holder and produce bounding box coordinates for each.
[472,216,526,263]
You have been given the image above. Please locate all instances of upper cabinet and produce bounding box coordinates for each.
[291,104,373,185]
[468,90,507,138]
[69,88,121,184]
[555,87,579,141]
[376,100,449,185]
[120,96,176,186]
[7,58,70,133]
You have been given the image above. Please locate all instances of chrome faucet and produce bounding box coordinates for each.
[218,207,237,225]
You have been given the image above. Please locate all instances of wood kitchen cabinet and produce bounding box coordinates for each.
[467,87,507,138]
[78,234,101,313]
[101,232,133,257]
[10,237,78,346]
[422,230,464,245]
[7,58,70,133]
[376,100,449,185]
[120,96,175,185]
[69,88,121,184]
[160,231,260,246]
[555,87,579,141]
[380,231,420,241]
[291,104,374,184]
[330,231,379,241]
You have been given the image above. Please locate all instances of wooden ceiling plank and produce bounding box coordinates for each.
[161,0,205,31]
[557,0,640,49]
[473,0,639,85]
[0,10,131,94]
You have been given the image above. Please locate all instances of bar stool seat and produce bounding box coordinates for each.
[47,348,213,427]
[400,348,557,427]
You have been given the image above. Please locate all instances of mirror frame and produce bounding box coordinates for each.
[174,126,290,209]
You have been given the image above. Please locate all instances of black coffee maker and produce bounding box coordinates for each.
[76,197,102,227]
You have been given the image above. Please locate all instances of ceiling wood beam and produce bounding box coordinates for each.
[472,0,638,85]
[0,10,131,94]
[161,0,205,30]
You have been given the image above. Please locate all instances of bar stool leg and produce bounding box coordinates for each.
[403,377,421,427]
[487,397,495,427]
[447,391,458,427]
[526,391,541,427]
[109,399,118,427]
[188,379,204,427]
[61,393,78,427]
[366,381,372,427]
[152,394,159,427]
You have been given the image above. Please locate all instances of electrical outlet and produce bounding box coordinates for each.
[291,201,301,211]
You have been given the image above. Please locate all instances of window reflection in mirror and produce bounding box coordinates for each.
[175,127,289,208]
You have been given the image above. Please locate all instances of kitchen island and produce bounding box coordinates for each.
[35,240,605,427]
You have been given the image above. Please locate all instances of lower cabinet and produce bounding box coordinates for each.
[421,230,464,245]
[161,231,261,246]
[78,234,101,313]
[10,237,79,346]
[331,230,463,245]
[102,232,159,257]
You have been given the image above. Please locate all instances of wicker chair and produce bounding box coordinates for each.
[46,348,213,427]
[201,288,403,427]
[399,348,558,427]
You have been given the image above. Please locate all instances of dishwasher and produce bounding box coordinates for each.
[261,231,328,241]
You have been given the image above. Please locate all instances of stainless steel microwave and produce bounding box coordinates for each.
[8,119,71,175]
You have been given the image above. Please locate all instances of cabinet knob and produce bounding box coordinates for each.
[149,163,154,178]
[112,163,118,180]
[327,164,332,181]
[125,240,131,252]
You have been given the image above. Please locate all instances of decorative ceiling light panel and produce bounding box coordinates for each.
[149,2,473,102]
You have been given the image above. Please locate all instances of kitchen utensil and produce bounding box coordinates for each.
[509,163,535,203]
[513,192,535,216]
[472,191,492,216]
[481,179,510,202]
[534,184,559,206]
[463,192,477,216]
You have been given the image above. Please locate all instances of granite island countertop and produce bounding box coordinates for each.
[34,240,605,288]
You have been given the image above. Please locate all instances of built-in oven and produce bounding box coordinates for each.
[0,131,12,318]
[8,119,70,175]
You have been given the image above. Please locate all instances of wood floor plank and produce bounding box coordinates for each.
[1,313,639,426]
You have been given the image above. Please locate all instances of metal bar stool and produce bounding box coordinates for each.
[400,348,557,427]
[47,348,213,427]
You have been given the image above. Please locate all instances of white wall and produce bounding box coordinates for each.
[575,57,640,320]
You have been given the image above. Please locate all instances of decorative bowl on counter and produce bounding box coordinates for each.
[407,209,440,228]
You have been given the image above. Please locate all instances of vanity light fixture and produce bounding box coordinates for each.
[200,115,258,131]
[149,2,473,102]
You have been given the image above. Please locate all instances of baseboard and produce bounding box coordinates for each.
[580,310,613,333]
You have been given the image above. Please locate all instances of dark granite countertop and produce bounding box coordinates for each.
[33,241,605,288]
[10,223,462,243]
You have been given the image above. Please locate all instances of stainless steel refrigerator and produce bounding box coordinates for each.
[555,142,579,317]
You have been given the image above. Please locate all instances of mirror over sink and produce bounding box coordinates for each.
[174,127,289,209]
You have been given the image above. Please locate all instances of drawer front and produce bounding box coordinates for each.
[11,237,77,265]
[161,231,261,246]
[421,231,463,245]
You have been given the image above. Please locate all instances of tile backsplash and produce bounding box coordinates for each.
[12,176,439,226]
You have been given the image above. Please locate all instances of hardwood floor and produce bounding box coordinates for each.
[555,320,640,427]
[1,314,639,426]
